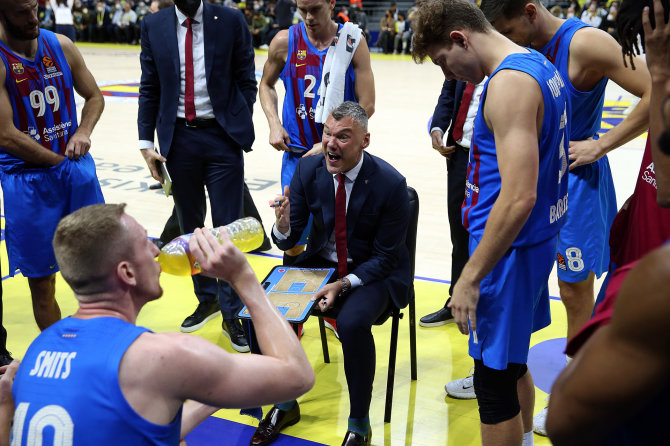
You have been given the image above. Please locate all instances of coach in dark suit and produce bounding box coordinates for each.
[137,0,256,351]
[419,79,472,328]
[252,102,410,446]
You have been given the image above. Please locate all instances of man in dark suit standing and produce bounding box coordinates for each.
[254,102,410,446]
[137,0,256,352]
[420,79,484,329]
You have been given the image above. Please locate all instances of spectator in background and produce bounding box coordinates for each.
[50,0,76,41]
[389,1,398,20]
[599,1,619,38]
[581,1,603,27]
[275,0,293,30]
[550,5,565,18]
[264,0,281,45]
[335,5,350,23]
[393,11,411,54]
[110,1,123,42]
[250,8,268,48]
[136,1,151,21]
[91,1,111,42]
[377,9,395,54]
[150,0,174,13]
[116,1,138,44]
[350,4,370,43]
[566,5,577,18]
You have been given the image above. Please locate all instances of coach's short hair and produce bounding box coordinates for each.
[411,0,492,63]
[53,203,132,296]
[330,101,369,132]
[479,0,541,23]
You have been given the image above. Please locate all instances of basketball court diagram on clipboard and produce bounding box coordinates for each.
[239,267,335,323]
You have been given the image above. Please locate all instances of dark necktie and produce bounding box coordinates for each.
[451,82,476,143]
[335,173,348,278]
[184,18,196,122]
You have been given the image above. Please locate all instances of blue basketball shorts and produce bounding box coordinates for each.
[468,235,556,370]
[557,156,617,283]
[281,151,311,246]
[1,154,104,277]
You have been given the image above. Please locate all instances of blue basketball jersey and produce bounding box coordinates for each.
[12,317,182,445]
[280,22,356,151]
[462,50,570,247]
[0,29,78,170]
[540,18,607,141]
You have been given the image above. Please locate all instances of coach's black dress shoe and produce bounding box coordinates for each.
[250,403,300,446]
[341,428,371,446]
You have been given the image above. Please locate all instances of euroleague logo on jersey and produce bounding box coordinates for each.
[557,253,567,271]
[42,56,63,79]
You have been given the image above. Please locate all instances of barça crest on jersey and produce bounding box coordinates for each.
[297,50,307,61]
[11,63,24,75]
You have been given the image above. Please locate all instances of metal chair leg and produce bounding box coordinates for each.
[384,309,400,423]
[318,317,330,363]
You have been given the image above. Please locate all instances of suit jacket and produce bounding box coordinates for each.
[431,79,467,148]
[137,3,257,156]
[273,152,412,309]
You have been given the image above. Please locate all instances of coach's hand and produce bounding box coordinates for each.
[140,148,167,183]
[431,129,455,159]
[448,277,480,336]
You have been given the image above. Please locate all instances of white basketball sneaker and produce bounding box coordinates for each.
[533,406,548,436]
[444,373,476,399]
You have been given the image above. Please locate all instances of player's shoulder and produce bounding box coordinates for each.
[269,29,291,56]
[570,25,619,62]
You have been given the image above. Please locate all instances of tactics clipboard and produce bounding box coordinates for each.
[238,266,335,324]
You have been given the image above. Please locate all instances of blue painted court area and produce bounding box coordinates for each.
[527,338,568,394]
[185,417,326,446]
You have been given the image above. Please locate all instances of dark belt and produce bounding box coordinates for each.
[455,143,470,152]
[176,117,218,129]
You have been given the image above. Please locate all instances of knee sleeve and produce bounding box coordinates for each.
[473,359,527,425]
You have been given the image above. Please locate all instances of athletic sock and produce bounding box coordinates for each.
[347,415,370,437]
[522,430,535,446]
[276,400,296,412]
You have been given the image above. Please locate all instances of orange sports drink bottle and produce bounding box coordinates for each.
[157,217,265,276]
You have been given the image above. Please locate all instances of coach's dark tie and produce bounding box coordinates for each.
[335,173,348,277]
[184,18,196,122]
[452,82,476,143]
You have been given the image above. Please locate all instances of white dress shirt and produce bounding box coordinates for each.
[175,4,214,120]
[139,3,214,150]
[430,77,486,150]
[273,155,365,289]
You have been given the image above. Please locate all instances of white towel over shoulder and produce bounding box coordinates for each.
[314,22,362,123]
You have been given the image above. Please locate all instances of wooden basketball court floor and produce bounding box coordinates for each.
[0,44,647,445]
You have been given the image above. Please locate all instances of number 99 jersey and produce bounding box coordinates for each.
[0,29,77,169]
[280,22,356,152]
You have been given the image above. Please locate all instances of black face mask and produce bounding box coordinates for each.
[174,0,200,17]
